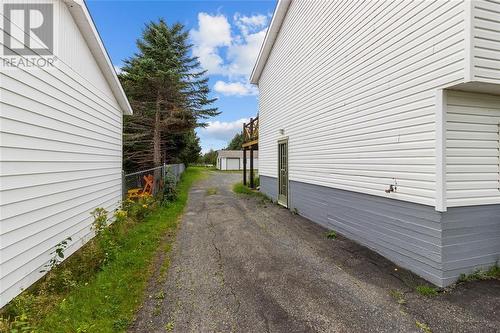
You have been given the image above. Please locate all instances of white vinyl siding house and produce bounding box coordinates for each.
[0,0,132,307]
[251,0,500,286]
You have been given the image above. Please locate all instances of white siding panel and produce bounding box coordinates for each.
[472,0,500,83]
[0,0,124,306]
[446,90,500,207]
[258,0,466,206]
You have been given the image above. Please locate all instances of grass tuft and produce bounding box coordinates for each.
[206,188,218,196]
[232,182,272,204]
[325,231,337,239]
[415,285,438,297]
[389,289,406,305]
[232,182,254,195]
[415,320,432,333]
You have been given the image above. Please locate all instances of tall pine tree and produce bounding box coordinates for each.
[120,20,218,171]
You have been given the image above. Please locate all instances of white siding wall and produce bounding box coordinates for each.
[0,1,123,306]
[446,90,500,207]
[258,0,466,207]
[471,0,500,83]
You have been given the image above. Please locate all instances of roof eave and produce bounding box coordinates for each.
[249,0,291,85]
[64,0,133,115]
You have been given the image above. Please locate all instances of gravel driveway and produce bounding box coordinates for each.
[129,171,500,333]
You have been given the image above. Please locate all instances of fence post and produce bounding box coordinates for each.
[121,170,126,201]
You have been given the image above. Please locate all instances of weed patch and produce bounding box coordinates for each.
[415,320,432,333]
[233,182,254,195]
[206,188,218,195]
[232,182,271,203]
[415,285,438,297]
[457,264,500,283]
[389,290,406,305]
[325,231,337,239]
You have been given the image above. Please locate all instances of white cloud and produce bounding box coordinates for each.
[226,29,267,78]
[234,13,268,36]
[213,80,258,96]
[190,12,269,79]
[191,13,232,74]
[199,118,250,142]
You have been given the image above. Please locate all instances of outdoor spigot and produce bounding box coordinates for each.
[385,184,396,193]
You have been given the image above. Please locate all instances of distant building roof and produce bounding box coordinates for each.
[217,150,259,158]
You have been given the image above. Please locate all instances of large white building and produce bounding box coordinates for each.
[0,0,132,306]
[216,150,259,171]
[251,0,500,286]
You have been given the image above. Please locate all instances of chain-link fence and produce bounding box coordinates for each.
[122,164,185,200]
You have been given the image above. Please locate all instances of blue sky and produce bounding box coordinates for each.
[86,0,276,153]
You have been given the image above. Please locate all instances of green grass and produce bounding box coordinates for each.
[0,167,206,333]
[233,182,254,195]
[415,285,439,297]
[457,264,500,283]
[325,231,337,239]
[232,182,271,204]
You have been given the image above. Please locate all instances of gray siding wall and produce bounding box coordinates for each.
[260,176,500,286]
[260,176,278,202]
[288,179,444,286]
[441,205,500,285]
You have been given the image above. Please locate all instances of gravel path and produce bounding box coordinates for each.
[129,171,500,333]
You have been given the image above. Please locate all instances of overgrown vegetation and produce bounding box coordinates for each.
[232,182,272,207]
[415,285,439,297]
[0,168,205,333]
[457,264,500,283]
[233,182,254,195]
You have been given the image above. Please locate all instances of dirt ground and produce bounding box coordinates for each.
[129,171,500,333]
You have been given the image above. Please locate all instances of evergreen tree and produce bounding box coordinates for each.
[226,132,244,150]
[202,149,218,166]
[121,20,219,170]
[163,129,202,166]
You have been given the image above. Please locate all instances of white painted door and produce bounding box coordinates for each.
[278,140,288,207]
[226,158,240,170]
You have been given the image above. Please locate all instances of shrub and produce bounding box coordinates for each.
[162,170,178,203]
